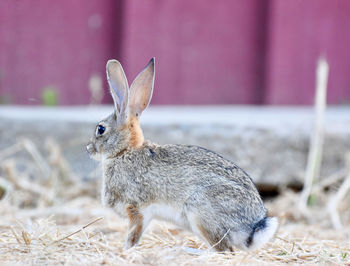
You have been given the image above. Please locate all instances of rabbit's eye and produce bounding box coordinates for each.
[97,125,105,135]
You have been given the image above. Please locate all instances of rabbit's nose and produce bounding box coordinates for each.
[86,143,95,155]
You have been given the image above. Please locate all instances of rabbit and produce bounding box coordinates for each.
[86,58,278,252]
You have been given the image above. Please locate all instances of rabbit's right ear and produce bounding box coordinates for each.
[106,60,129,122]
[129,58,155,118]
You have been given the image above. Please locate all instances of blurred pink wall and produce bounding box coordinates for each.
[0,0,349,105]
[120,0,268,104]
[0,0,123,105]
[265,0,350,104]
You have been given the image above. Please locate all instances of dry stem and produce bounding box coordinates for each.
[50,216,104,244]
[299,57,329,213]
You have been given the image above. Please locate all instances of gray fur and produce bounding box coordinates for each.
[87,58,277,252]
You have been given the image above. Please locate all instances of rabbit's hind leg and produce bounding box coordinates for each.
[196,222,233,252]
[187,212,232,252]
[124,204,148,249]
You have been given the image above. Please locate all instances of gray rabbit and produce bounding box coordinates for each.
[87,58,278,252]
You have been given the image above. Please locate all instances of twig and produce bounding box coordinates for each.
[2,160,50,199]
[209,228,231,251]
[275,236,305,252]
[21,138,51,179]
[10,226,22,244]
[327,152,350,229]
[22,231,32,245]
[50,217,104,245]
[0,176,13,201]
[45,138,78,185]
[0,143,22,161]
[299,57,329,212]
[312,169,346,193]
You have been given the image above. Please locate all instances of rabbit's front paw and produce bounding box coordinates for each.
[123,240,134,250]
[123,235,140,250]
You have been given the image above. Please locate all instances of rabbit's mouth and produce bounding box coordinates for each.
[86,143,100,160]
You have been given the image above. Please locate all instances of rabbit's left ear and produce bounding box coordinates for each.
[129,58,155,118]
[106,60,129,122]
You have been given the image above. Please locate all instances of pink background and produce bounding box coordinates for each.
[0,0,349,105]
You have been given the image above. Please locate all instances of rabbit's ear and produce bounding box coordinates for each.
[106,60,129,122]
[129,58,155,118]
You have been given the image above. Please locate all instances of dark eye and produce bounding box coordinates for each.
[97,125,105,135]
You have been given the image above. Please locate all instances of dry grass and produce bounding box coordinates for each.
[0,138,349,265]
[1,199,350,265]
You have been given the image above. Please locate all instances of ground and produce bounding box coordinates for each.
[0,191,349,265]
[0,138,349,265]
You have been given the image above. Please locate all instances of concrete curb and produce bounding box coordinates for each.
[1,105,349,185]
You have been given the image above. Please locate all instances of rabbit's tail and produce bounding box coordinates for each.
[245,216,278,250]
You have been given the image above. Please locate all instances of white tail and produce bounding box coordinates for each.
[247,217,278,250]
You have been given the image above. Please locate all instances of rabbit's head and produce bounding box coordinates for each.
[87,58,155,160]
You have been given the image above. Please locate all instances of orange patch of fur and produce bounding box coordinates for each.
[126,205,143,222]
[128,116,144,148]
